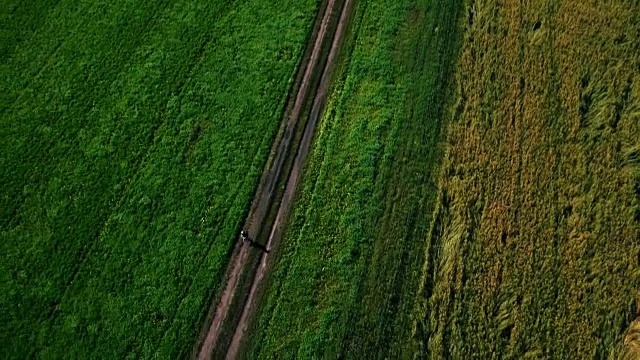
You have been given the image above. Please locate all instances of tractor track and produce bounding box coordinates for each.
[193,0,353,358]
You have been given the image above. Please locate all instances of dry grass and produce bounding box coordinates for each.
[616,316,640,359]
[414,0,640,358]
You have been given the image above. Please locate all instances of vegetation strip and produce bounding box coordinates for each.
[247,0,465,357]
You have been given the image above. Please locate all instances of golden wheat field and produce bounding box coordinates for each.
[413,0,640,358]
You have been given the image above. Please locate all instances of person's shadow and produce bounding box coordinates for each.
[248,239,270,253]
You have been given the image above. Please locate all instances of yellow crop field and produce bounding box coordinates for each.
[414,0,640,357]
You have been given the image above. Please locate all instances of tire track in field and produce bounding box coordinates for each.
[224,0,354,357]
[193,0,353,358]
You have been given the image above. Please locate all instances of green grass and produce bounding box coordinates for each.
[247,0,464,357]
[413,0,640,358]
[0,0,60,60]
[0,0,316,357]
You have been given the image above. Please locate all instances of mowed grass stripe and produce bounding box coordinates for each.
[1,0,317,357]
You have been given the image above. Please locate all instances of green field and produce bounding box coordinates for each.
[1,0,316,357]
[247,0,464,357]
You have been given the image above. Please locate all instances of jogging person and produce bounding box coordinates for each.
[240,230,251,244]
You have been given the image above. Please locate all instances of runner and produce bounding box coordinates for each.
[240,230,251,244]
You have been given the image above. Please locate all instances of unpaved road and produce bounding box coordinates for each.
[194,0,353,358]
[225,0,354,358]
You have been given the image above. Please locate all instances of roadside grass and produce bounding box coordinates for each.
[247,0,464,357]
[0,0,316,357]
[414,0,640,358]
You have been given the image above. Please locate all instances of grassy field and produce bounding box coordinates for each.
[247,0,464,357]
[0,0,316,357]
[413,0,640,358]
[3,0,638,357]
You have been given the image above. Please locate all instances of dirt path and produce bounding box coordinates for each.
[193,0,352,358]
[225,0,354,358]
